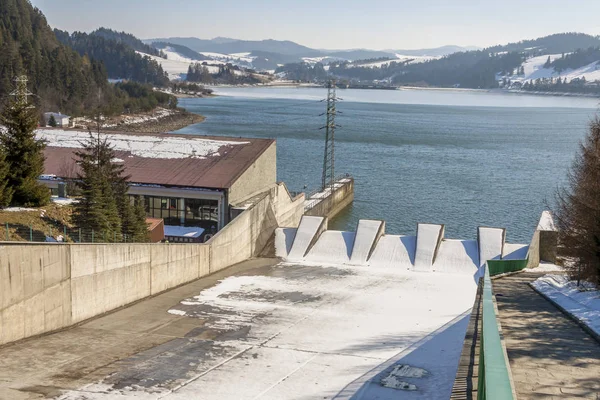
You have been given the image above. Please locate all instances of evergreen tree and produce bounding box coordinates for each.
[0,85,50,207]
[73,129,123,242]
[48,114,57,127]
[127,196,149,242]
[0,144,13,207]
[555,117,600,286]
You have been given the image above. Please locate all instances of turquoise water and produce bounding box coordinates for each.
[176,88,599,243]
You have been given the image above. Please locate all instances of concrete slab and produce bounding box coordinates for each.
[368,235,416,269]
[0,258,477,400]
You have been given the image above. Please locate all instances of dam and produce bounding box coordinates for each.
[0,207,553,399]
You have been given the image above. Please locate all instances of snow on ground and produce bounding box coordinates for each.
[532,273,600,336]
[55,263,474,400]
[498,54,600,84]
[1,207,38,212]
[72,107,177,129]
[531,262,564,273]
[51,197,79,206]
[136,52,221,80]
[36,129,248,159]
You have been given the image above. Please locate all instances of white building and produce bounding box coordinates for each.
[43,112,70,128]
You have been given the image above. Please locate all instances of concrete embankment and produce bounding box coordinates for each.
[0,183,304,346]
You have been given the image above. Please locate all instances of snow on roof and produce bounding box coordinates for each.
[44,112,70,119]
[164,225,205,238]
[36,129,249,160]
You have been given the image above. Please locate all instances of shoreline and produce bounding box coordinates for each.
[102,110,205,133]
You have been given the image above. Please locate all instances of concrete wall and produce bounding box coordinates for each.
[209,183,305,273]
[228,142,277,205]
[305,179,354,220]
[0,182,303,346]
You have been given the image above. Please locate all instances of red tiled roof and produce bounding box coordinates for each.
[42,132,274,190]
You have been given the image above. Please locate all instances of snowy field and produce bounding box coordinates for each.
[532,272,600,337]
[137,51,221,80]
[56,262,477,400]
[497,54,600,85]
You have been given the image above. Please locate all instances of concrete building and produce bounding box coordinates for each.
[38,129,277,240]
[43,112,70,127]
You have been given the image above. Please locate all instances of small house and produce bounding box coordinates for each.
[43,112,70,128]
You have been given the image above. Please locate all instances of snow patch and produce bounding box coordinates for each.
[532,273,600,336]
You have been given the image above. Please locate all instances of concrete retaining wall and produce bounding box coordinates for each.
[305,178,354,220]
[0,183,304,346]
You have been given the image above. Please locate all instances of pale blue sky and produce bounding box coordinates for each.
[31,0,600,50]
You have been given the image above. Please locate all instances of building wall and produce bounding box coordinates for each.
[228,142,277,205]
[0,182,304,346]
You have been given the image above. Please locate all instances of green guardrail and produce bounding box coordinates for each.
[487,259,528,276]
[477,264,515,400]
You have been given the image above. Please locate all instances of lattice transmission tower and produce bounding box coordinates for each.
[321,79,339,191]
[10,75,34,107]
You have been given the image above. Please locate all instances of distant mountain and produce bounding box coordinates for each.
[388,45,481,57]
[323,32,600,91]
[146,37,321,56]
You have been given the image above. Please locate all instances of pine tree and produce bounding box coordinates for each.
[127,196,149,242]
[0,144,13,207]
[74,129,122,242]
[555,117,600,286]
[48,114,57,127]
[0,82,50,207]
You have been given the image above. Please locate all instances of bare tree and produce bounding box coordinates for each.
[555,117,600,286]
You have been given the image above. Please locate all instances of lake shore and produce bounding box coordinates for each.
[103,110,205,133]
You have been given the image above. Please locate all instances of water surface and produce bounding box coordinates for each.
[176,88,599,243]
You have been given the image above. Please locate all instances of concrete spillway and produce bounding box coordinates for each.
[277,216,528,274]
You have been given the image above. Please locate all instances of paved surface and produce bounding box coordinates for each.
[0,258,477,400]
[493,272,600,399]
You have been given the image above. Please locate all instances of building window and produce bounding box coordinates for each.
[130,195,219,232]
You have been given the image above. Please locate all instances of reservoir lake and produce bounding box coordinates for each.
[176,87,600,243]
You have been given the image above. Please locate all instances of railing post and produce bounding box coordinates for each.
[5,222,9,241]
[91,229,94,243]
[79,228,82,243]
[29,225,33,242]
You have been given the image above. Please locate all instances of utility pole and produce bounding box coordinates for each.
[321,79,338,191]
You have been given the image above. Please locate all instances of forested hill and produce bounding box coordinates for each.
[91,28,165,58]
[0,0,111,114]
[321,33,600,89]
[0,0,176,116]
[55,30,170,87]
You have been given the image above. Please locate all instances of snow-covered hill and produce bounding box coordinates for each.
[349,54,440,68]
[137,51,220,80]
[497,54,600,86]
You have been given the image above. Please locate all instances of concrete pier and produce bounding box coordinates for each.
[304,177,354,220]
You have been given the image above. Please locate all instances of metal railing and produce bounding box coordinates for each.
[487,259,529,276]
[477,263,516,400]
[3,223,146,243]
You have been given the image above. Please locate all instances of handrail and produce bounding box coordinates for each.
[478,264,516,400]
